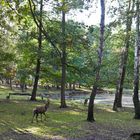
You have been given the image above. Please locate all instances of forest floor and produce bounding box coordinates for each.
[0,87,139,140]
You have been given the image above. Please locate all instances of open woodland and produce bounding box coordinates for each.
[0,0,140,139]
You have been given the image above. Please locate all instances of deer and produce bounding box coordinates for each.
[31,99,50,123]
[84,98,89,106]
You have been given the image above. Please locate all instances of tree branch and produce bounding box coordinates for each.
[28,0,62,57]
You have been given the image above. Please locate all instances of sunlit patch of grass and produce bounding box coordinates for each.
[0,85,10,90]
[0,99,88,139]
[94,104,140,129]
[26,127,42,133]
[67,110,81,115]
[0,88,10,99]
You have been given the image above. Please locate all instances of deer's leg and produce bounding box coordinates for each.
[43,112,47,120]
[36,113,38,122]
[31,112,36,123]
[41,113,42,122]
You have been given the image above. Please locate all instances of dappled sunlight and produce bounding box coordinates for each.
[1,97,140,140]
[0,85,10,90]
[0,121,10,133]
[50,119,65,124]
[25,124,68,139]
[67,110,81,115]
[0,122,6,126]
[103,108,115,113]
[25,127,42,134]
[12,100,21,103]
[96,105,115,113]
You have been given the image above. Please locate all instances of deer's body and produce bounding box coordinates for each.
[84,98,89,106]
[32,99,50,122]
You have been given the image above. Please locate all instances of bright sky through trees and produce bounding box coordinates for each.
[69,0,118,26]
[71,9,100,26]
[44,0,117,26]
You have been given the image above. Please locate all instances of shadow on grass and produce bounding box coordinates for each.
[0,128,48,140]
[0,99,88,139]
[0,99,140,140]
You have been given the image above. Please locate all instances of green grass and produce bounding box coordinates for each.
[0,99,88,139]
[0,87,140,139]
[0,87,11,99]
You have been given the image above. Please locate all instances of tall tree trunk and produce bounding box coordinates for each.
[87,0,105,122]
[133,0,140,119]
[30,0,43,101]
[69,83,72,90]
[9,77,12,90]
[113,0,134,111]
[60,3,67,108]
[73,83,75,90]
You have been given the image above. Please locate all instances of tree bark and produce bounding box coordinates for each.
[133,0,140,119]
[30,0,43,101]
[69,83,72,90]
[113,0,134,111]
[87,0,105,122]
[60,3,67,108]
[73,83,75,90]
[9,77,12,90]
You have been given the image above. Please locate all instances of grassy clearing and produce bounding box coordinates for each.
[0,99,87,139]
[0,88,140,139]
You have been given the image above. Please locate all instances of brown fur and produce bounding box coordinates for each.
[31,99,50,122]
